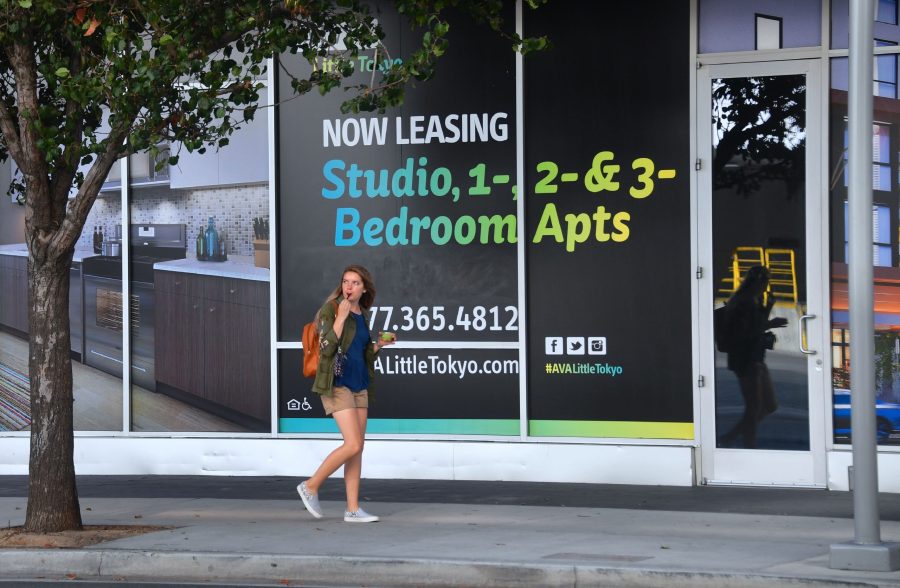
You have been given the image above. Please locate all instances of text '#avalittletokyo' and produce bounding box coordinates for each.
[545,362,623,376]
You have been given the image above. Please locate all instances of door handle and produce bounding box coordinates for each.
[799,314,816,355]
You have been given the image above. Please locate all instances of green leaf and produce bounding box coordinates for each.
[55,67,69,78]
[17,0,32,8]
[159,34,174,45]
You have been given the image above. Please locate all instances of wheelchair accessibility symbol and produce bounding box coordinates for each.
[287,397,313,411]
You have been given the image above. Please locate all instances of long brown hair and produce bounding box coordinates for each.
[323,264,377,311]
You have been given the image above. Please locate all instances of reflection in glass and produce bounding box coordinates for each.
[833,0,900,48]
[699,0,820,53]
[829,57,900,445]
[717,266,790,448]
[880,0,899,25]
[756,15,782,50]
[875,42,898,98]
[712,74,810,451]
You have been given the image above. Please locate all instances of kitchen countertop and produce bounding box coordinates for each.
[0,245,269,281]
[154,255,270,282]
[0,244,95,263]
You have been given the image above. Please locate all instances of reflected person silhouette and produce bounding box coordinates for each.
[719,265,789,448]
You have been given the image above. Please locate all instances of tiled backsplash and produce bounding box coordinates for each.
[78,184,269,256]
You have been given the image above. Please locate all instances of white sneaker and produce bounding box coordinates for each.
[297,481,324,519]
[344,508,379,523]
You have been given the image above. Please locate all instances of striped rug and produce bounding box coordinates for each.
[0,363,30,431]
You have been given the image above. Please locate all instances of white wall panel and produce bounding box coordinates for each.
[827,450,900,492]
[0,437,693,486]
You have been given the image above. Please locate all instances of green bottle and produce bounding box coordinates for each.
[196,227,205,260]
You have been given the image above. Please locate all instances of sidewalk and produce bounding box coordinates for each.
[1,477,899,587]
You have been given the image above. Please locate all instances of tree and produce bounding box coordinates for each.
[0,0,547,533]
[711,75,806,198]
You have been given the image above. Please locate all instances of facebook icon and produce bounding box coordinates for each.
[545,336,564,355]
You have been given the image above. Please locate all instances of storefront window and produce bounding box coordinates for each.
[833,0,900,48]
[128,91,272,433]
[879,0,899,25]
[829,57,900,445]
[710,73,810,451]
[876,40,899,98]
[699,0,820,53]
[0,161,36,434]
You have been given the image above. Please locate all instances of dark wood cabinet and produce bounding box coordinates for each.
[69,262,83,358]
[13,256,27,334]
[155,270,270,429]
[0,255,29,335]
[154,288,205,395]
[203,299,270,421]
[0,255,14,330]
[1,255,84,356]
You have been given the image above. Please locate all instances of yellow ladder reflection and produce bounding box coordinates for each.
[717,246,798,303]
[718,246,764,297]
[764,248,798,303]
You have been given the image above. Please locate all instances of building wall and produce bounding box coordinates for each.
[3,0,900,492]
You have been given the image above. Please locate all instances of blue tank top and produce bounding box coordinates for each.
[333,312,370,392]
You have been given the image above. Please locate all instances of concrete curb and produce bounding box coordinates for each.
[2,550,900,588]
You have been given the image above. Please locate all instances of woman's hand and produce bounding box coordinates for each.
[767,317,788,329]
[331,298,352,338]
[336,298,352,321]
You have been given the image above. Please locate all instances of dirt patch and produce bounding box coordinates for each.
[0,525,171,548]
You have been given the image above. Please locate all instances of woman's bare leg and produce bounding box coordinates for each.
[305,408,364,494]
[343,408,368,511]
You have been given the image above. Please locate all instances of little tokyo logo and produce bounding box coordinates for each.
[544,336,606,356]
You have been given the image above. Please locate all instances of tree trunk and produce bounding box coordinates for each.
[23,252,82,532]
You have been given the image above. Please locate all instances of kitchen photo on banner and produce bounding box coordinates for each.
[277,1,520,435]
[126,88,272,434]
[0,161,125,433]
[524,2,694,438]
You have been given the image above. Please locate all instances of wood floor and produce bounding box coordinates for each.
[0,331,249,433]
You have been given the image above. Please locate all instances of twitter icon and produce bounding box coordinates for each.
[567,337,585,355]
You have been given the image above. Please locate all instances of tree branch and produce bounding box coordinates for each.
[5,40,47,182]
[0,86,22,163]
[49,48,85,208]
[53,125,129,254]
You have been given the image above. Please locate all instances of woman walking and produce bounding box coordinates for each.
[297,265,395,522]
[719,265,787,448]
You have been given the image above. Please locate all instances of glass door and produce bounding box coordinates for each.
[698,60,828,487]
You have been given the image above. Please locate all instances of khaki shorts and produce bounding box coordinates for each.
[320,386,369,416]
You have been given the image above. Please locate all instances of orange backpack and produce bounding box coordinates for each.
[301,320,319,378]
[302,301,336,378]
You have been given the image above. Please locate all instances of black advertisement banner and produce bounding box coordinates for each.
[523,2,694,437]
[277,1,694,438]
[277,2,520,434]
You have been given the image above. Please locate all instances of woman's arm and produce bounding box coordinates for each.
[317,301,342,358]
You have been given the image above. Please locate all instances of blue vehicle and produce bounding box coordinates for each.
[833,389,900,442]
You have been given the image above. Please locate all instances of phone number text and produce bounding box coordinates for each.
[368,305,518,333]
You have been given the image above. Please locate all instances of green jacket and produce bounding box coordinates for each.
[311,296,378,398]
